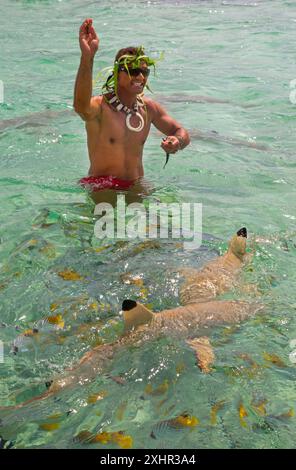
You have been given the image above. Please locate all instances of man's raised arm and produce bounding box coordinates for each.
[73,18,100,121]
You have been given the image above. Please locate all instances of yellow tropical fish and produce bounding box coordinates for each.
[263,352,286,368]
[145,379,169,396]
[89,302,98,310]
[275,408,294,419]
[238,402,248,428]
[39,422,60,431]
[169,414,199,428]
[23,329,39,337]
[12,328,39,354]
[94,245,111,253]
[87,390,108,404]
[150,412,199,439]
[111,432,133,449]
[47,314,65,329]
[75,430,133,448]
[50,303,59,311]
[47,314,63,324]
[58,269,83,281]
[28,239,38,246]
[92,432,111,444]
[224,358,261,380]
[75,430,109,444]
[39,411,65,431]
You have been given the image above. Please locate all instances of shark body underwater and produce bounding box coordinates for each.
[6,227,263,409]
[0,101,268,152]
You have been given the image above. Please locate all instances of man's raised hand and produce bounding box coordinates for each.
[79,18,99,60]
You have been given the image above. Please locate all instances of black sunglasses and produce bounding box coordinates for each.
[119,66,150,78]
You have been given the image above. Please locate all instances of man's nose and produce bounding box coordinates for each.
[135,70,145,79]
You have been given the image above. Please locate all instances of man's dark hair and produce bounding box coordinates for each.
[115,47,143,63]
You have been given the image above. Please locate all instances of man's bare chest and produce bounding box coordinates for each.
[99,101,152,144]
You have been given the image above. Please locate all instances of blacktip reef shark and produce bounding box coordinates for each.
[156,93,255,108]
[0,100,269,152]
[3,227,263,410]
[188,128,269,151]
[0,108,75,133]
[160,127,268,169]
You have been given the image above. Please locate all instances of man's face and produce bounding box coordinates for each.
[117,60,149,94]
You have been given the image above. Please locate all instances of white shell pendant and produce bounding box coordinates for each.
[126,112,144,132]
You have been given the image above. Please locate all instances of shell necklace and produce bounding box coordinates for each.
[108,93,145,132]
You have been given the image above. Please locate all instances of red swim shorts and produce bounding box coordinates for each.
[79,175,134,192]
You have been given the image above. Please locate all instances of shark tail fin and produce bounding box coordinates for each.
[122,300,154,333]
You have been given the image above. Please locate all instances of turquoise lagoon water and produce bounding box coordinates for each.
[0,0,296,449]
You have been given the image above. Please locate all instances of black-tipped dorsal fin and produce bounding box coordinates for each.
[122,300,154,333]
[122,299,137,311]
[236,227,247,238]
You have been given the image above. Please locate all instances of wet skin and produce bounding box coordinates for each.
[74,19,190,182]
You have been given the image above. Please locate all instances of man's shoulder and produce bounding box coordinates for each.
[142,95,162,117]
[143,95,158,107]
[92,95,106,117]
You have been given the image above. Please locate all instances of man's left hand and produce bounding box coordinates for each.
[161,136,180,154]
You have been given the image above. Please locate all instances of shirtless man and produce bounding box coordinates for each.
[74,19,190,203]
